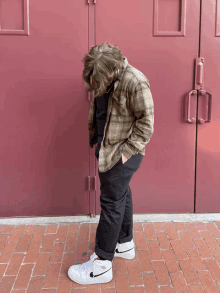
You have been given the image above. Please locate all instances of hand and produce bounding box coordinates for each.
[122,153,128,164]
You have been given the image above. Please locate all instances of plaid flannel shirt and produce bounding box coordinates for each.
[88,57,154,173]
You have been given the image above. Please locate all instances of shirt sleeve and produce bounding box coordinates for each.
[121,80,154,159]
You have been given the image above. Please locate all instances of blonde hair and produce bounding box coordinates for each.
[81,42,125,98]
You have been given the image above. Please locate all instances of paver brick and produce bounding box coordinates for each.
[157,232,172,249]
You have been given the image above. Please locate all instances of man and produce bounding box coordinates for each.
[68,42,154,285]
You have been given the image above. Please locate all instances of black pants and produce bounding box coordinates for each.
[95,149,143,261]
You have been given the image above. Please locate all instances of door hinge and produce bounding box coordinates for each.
[195,57,204,90]
[87,176,97,191]
[94,176,97,191]
[88,175,91,191]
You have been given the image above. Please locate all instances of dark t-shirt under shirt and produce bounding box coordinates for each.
[94,80,115,159]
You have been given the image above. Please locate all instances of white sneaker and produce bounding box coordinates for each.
[68,252,112,285]
[114,239,135,259]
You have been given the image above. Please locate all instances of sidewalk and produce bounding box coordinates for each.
[0,221,220,293]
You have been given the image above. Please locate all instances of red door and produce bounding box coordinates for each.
[92,0,220,213]
[195,0,220,212]
[0,0,90,216]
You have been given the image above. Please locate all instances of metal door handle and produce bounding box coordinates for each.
[198,90,212,124]
[186,90,197,123]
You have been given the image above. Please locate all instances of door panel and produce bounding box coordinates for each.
[0,0,89,216]
[195,0,220,212]
[94,0,200,213]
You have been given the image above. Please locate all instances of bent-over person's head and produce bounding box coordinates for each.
[81,42,125,98]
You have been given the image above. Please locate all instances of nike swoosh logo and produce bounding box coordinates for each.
[90,267,111,278]
[115,247,134,253]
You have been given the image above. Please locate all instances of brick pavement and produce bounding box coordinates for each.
[0,221,220,293]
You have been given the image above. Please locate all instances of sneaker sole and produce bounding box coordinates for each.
[114,246,135,259]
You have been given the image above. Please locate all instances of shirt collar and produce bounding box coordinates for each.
[117,57,128,81]
[114,57,128,90]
